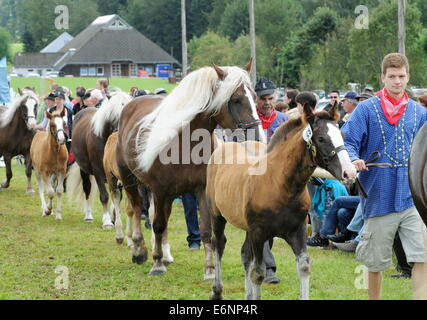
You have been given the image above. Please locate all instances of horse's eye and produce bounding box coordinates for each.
[318,137,325,143]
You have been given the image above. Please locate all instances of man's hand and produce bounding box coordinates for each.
[352,159,368,172]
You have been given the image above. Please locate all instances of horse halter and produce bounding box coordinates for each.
[303,124,346,165]
[227,100,261,130]
[49,117,67,145]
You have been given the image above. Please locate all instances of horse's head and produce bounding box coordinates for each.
[46,109,66,145]
[211,60,266,143]
[302,102,357,184]
[18,88,39,130]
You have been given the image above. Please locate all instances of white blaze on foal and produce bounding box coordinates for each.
[326,123,357,180]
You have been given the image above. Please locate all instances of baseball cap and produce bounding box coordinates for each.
[255,77,276,97]
[343,91,358,100]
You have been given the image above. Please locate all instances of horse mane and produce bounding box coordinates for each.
[267,117,303,153]
[0,89,38,128]
[91,91,132,137]
[135,65,252,172]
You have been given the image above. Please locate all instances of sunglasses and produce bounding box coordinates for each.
[330,96,339,99]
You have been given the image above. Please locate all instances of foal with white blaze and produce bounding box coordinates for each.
[30,110,68,219]
[206,103,357,300]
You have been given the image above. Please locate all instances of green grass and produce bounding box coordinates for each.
[10,77,177,96]
[0,164,413,300]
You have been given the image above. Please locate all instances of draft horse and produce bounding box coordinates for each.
[116,61,265,279]
[67,91,132,228]
[206,103,357,300]
[0,87,38,194]
[30,109,68,219]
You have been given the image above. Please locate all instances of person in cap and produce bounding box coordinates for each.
[356,90,374,102]
[72,87,86,115]
[341,91,359,126]
[37,93,56,124]
[255,77,289,143]
[324,90,345,125]
[134,90,149,98]
[254,77,290,284]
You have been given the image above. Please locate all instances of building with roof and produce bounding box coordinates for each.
[13,15,179,78]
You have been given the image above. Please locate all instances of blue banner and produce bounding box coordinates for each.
[0,57,11,104]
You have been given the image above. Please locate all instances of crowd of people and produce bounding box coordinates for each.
[13,52,427,300]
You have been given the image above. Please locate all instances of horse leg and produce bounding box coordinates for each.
[149,195,173,265]
[94,173,113,229]
[149,196,172,276]
[124,187,148,264]
[43,172,54,216]
[1,154,12,189]
[35,170,48,217]
[125,198,134,248]
[241,232,255,300]
[55,172,65,220]
[197,192,215,280]
[80,170,93,222]
[248,229,267,300]
[110,176,124,243]
[284,223,311,300]
[24,153,35,195]
[210,214,227,300]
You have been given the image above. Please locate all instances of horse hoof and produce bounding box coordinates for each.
[55,216,62,220]
[1,183,9,189]
[162,259,174,267]
[84,219,94,223]
[102,224,114,230]
[132,255,147,265]
[116,238,124,244]
[26,189,35,195]
[149,269,166,276]
[210,292,223,300]
[204,273,215,281]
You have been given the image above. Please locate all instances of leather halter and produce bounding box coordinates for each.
[227,100,261,130]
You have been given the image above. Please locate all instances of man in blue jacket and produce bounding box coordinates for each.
[342,53,426,299]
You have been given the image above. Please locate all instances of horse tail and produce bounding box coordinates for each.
[66,163,98,207]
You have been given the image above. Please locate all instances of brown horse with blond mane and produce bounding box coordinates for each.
[206,103,357,300]
[116,61,266,280]
[30,109,68,219]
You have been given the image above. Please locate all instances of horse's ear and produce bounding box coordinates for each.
[212,63,226,81]
[328,101,340,122]
[243,58,253,73]
[18,88,22,96]
[45,111,52,119]
[302,103,315,126]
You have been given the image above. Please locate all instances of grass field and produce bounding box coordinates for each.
[0,163,414,300]
[10,77,177,96]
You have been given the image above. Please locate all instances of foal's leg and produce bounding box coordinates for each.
[110,176,124,243]
[210,214,227,300]
[24,153,35,195]
[197,192,215,280]
[284,223,311,300]
[248,229,267,300]
[80,170,93,222]
[35,170,48,217]
[241,232,255,300]
[1,154,12,189]
[43,172,55,216]
[150,196,173,275]
[55,171,66,220]
[93,172,113,229]
[124,198,134,248]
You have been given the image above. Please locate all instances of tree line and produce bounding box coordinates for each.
[1,0,427,91]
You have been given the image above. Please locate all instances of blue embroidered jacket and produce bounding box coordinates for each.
[342,96,427,219]
[266,111,288,143]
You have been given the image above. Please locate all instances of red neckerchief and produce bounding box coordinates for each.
[377,88,408,126]
[257,109,277,129]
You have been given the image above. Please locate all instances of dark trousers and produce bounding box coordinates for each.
[263,239,276,272]
[182,193,201,246]
[393,233,413,276]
